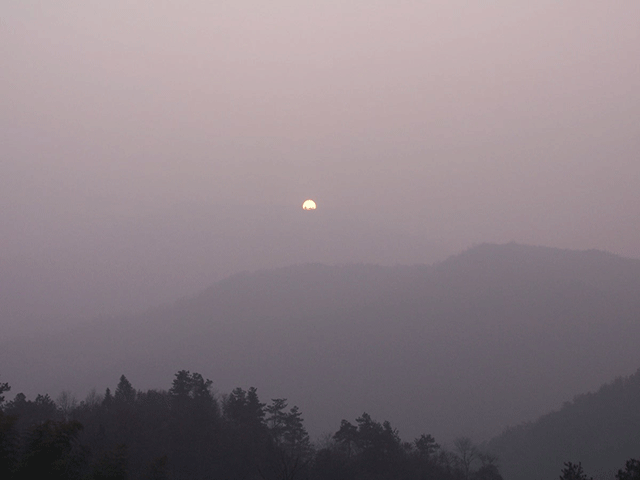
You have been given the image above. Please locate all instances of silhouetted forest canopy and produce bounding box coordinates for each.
[1,371,639,480]
[0,371,506,480]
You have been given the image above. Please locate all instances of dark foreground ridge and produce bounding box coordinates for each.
[1,372,640,480]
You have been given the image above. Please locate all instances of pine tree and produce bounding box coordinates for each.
[102,388,113,409]
[114,376,136,405]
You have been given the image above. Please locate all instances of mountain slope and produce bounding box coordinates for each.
[2,243,640,444]
[488,368,640,480]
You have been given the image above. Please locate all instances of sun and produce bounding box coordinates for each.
[302,199,317,211]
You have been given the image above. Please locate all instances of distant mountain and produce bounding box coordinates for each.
[488,368,640,480]
[0,202,452,339]
[2,243,640,445]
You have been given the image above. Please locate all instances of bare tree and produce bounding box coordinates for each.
[56,391,78,419]
[83,388,103,408]
[453,436,478,480]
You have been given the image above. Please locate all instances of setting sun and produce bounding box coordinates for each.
[302,199,317,210]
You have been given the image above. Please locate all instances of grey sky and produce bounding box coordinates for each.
[2,2,640,320]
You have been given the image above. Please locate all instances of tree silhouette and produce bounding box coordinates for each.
[333,420,358,458]
[559,462,592,480]
[0,379,9,405]
[617,459,640,480]
[91,443,128,480]
[0,410,18,479]
[454,436,478,480]
[4,393,60,431]
[224,387,265,428]
[168,370,220,479]
[415,433,440,458]
[15,419,86,480]
[114,376,136,405]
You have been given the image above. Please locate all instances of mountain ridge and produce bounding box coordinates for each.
[2,242,639,444]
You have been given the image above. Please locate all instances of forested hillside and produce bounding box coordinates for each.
[488,368,640,480]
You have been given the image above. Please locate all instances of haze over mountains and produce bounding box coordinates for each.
[3,2,640,343]
[4,4,640,478]
[0,203,455,339]
[3,243,640,445]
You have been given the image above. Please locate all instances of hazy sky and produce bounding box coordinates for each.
[2,2,640,319]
